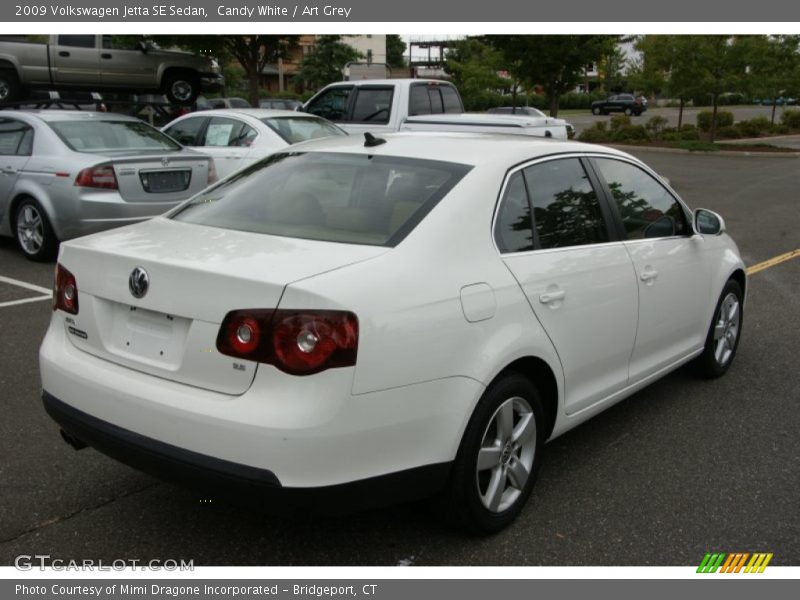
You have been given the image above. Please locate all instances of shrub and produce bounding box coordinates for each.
[680,123,697,132]
[679,128,701,141]
[645,115,669,139]
[662,132,680,141]
[736,116,773,138]
[780,109,800,130]
[609,114,632,132]
[696,110,734,132]
[716,125,741,139]
[773,124,790,134]
[611,125,649,142]
[578,121,610,143]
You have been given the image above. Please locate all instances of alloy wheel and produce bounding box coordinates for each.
[713,292,740,366]
[16,204,44,255]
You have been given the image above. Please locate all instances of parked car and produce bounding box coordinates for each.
[591,94,646,116]
[0,110,216,260]
[259,98,303,111]
[162,109,346,179]
[487,107,575,138]
[0,35,224,104]
[41,133,745,532]
[206,97,251,109]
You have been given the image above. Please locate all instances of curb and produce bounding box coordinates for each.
[609,143,800,158]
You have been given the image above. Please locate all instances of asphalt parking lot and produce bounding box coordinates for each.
[0,149,798,566]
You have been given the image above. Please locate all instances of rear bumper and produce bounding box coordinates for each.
[43,391,451,514]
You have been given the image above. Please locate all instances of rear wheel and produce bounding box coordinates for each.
[14,197,58,261]
[592,106,601,115]
[692,279,743,378]
[164,71,200,105]
[0,69,20,103]
[440,372,544,534]
[624,107,633,116]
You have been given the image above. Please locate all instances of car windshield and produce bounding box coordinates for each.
[49,120,181,153]
[261,117,345,144]
[171,152,471,247]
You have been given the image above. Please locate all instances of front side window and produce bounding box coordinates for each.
[164,117,207,146]
[306,87,353,122]
[524,158,609,249]
[494,172,534,253]
[351,88,393,124]
[0,119,33,155]
[172,152,471,247]
[593,158,688,239]
[49,120,181,153]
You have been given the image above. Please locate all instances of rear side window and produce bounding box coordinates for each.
[306,87,353,122]
[0,119,33,155]
[172,152,471,247]
[409,85,432,116]
[593,158,688,239]
[164,116,207,146]
[441,86,463,113]
[495,172,534,253]
[203,117,257,147]
[523,158,609,249]
[351,88,393,124]
[261,117,344,144]
[49,120,181,152]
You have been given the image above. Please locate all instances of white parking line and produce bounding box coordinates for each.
[0,295,52,309]
[0,275,52,295]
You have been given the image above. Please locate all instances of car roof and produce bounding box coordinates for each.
[282,131,630,167]
[12,110,142,123]
[191,108,316,119]
[323,78,452,87]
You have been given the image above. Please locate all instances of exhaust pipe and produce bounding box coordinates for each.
[60,429,88,450]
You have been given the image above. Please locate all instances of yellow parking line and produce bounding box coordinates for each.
[746,249,800,275]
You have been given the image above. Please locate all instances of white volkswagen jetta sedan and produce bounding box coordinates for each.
[40,133,745,532]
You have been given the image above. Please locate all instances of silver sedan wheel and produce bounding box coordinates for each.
[476,396,537,513]
[16,204,44,255]
[170,80,194,102]
[713,292,740,366]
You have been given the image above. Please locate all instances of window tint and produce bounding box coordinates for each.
[495,172,534,253]
[594,158,688,239]
[0,120,32,155]
[351,88,393,123]
[427,88,444,114]
[58,35,95,48]
[164,117,207,146]
[172,152,471,247]
[203,117,256,147]
[49,120,180,152]
[306,87,352,122]
[409,85,431,115]
[441,86,463,113]
[261,117,344,144]
[523,158,608,249]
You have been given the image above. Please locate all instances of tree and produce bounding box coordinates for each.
[386,35,407,69]
[487,35,619,117]
[144,35,299,106]
[297,36,362,91]
[444,38,506,110]
[741,35,800,123]
[692,36,748,141]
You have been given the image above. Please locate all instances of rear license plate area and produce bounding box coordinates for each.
[139,169,191,193]
[109,305,190,368]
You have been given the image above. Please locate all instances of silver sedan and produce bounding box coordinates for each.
[0,110,215,260]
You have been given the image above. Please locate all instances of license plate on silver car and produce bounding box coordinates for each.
[140,169,191,193]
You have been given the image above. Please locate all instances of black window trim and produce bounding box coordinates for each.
[492,152,622,256]
[585,155,694,242]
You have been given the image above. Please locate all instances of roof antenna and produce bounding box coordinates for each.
[364,132,386,147]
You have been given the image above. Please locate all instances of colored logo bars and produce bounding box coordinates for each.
[697,552,773,573]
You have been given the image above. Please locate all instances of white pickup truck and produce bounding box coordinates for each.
[303,79,571,140]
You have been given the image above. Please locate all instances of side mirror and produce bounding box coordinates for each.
[694,208,725,236]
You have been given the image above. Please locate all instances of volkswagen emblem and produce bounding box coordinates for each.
[128,267,149,299]
[161,157,170,167]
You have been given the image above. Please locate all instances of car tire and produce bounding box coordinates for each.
[592,106,601,116]
[692,279,744,378]
[0,69,20,103]
[624,107,633,116]
[164,71,200,105]
[439,372,545,534]
[13,197,58,262]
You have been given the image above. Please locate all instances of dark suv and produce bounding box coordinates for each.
[591,94,646,116]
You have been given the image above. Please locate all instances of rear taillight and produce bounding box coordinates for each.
[207,160,218,185]
[217,309,358,375]
[53,263,79,314]
[74,164,118,189]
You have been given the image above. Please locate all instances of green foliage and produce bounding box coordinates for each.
[609,114,632,132]
[780,109,800,129]
[385,35,407,68]
[697,110,734,131]
[736,116,773,137]
[578,122,610,143]
[297,35,362,91]
[611,125,649,142]
[716,125,742,139]
[444,38,506,110]
[679,128,701,140]
[645,115,669,139]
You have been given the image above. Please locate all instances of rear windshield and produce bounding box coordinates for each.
[172,152,471,247]
[49,120,181,153]
[261,117,345,144]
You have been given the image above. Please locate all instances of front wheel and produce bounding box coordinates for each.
[441,373,544,534]
[592,106,601,115]
[624,107,633,116]
[692,279,743,378]
[14,197,58,261]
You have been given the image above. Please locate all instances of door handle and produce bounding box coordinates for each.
[539,290,566,304]
[101,53,112,59]
[1,167,17,175]
[640,267,658,283]
[58,51,70,57]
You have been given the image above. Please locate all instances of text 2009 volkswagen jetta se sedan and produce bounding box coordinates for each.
[40,133,745,532]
